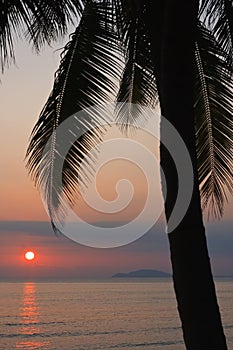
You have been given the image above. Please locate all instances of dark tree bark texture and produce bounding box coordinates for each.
[144,1,228,349]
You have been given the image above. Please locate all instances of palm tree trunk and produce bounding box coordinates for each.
[144,1,228,349]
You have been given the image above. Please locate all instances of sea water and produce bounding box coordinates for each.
[0,278,232,350]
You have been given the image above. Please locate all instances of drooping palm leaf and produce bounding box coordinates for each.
[194,23,233,218]
[26,1,122,228]
[199,0,233,68]
[0,0,85,72]
[24,0,233,225]
[114,1,158,128]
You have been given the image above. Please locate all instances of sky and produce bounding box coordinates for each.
[0,32,232,280]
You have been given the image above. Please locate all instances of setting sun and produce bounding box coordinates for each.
[25,251,35,261]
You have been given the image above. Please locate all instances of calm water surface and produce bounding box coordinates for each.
[0,279,232,350]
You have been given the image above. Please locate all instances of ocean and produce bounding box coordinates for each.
[0,278,232,350]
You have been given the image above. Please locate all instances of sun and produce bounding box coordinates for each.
[25,251,35,261]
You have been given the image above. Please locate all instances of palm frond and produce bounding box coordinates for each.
[114,1,158,129]
[199,0,233,68]
[194,23,233,218]
[26,1,122,227]
[0,0,85,72]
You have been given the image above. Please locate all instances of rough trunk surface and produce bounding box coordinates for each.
[144,1,228,349]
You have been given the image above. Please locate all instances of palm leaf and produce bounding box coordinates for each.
[0,0,85,72]
[26,1,122,228]
[194,23,233,218]
[114,1,158,129]
[199,0,233,68]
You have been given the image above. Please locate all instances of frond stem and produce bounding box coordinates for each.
[195,42,215,184]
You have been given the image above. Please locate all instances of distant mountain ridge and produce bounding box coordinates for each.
[112,269,171,278]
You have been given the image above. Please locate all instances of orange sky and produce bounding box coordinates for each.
[0,37,168,278]
[0,36,232,223]
[0,34,232,279]
[0,37,161,223]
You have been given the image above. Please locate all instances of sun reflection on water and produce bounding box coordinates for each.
[15,282,49,349]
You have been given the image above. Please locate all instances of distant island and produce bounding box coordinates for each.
[112,269,171,278]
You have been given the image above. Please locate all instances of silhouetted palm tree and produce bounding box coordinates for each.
[2,1,232,349]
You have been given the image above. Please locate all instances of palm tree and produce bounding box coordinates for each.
[1,1,232,349]
[143,2,232,349]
